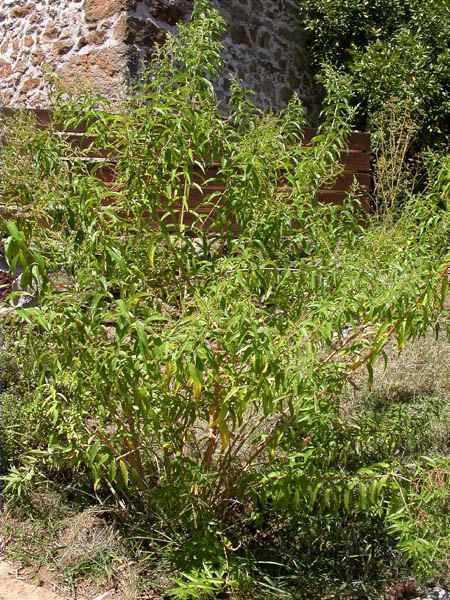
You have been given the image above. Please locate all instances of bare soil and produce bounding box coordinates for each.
[0,560,62,600]
[0,560,119,600]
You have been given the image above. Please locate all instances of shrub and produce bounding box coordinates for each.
[299,0,450,149]
[0,0,449,594]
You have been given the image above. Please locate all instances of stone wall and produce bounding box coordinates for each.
[215,0,321,116]
[128,0,322,118]
[127,0,193,78]
[0,0,321,118]
[0,0,128,107]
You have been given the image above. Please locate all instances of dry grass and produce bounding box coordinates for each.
[343,325,450,454]
[117,564,140,600]
[55,507,142,599]
[355,327,450,392]
[57,508,118,569]
[0,496,141,599]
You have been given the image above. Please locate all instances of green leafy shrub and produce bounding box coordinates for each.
[1,0,449,595]
[299,0,450,149]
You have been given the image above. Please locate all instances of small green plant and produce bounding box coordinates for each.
[1,464,38,500]
[168,562,237,600]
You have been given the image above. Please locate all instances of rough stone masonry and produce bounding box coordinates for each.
[0,0,321,117]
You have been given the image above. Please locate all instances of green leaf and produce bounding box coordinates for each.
[119,460,129,487]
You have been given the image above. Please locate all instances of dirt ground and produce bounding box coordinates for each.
[0,558,123,600]
[0,560,116,600]
[0,560,62,600]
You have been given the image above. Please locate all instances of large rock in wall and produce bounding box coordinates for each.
[0,0,321,118]
[0,0,128,107]
[127,0,193,76]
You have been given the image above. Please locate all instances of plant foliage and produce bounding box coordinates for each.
[0,1,449,596]
[299,0,450,148]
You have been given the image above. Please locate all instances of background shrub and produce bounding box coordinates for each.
[299,0,450,150]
